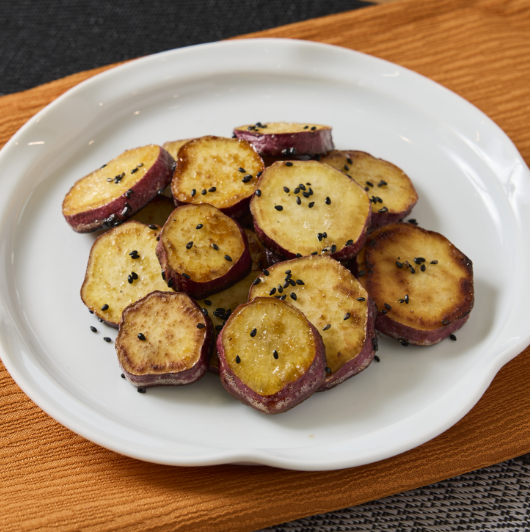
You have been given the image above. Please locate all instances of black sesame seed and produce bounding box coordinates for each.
[273,350,279,360]
[138,333,146,341]
[242,175,252,183]
[129,250,138,256]
[405,294,409,304]
[98,318,103,322]
[366,181,374,187]
[372,337,379,351]
[285,162,293,167]
[289,279,296,287]
[311,252,318,255]
[296,280,304,285]
[201,189,207,195]
[209,187,217,192]
[431,260,438,264]
[421,264,426,272]
[442,319,450,326]
[358,270,365,277]
[156,236,160,241]
[399,338,410,346]
[325,197,331,205]
[294,187,300,194]
[275,205,283,211]
[384,303,392,310]
[89,310,94,314]
[204,300,212,306]
[304,125,309,129]
[90,326,97,333]
[290,292,297,301]
[299,184,306,191]
[317,233,323,241]
[283,186,290,193]
[303,191,310,198]
[201,308,208,317]
[236,355,241,364]
[410,267,416,274]
[253,278,261,285]
[131,168,138,174]
[196,323,205,329]
[238,167,246,173]
[283,281,289,289]
[296,253,302,257]
[396,261,403,268]
[211,244,219,250]
[344,165,350,171]
[382,309,388,315]
[346,157,353,164]
[325,367,331,374]
[148,225,157,231]
[215,325,223,331]
[191,189,196,197]
[308,202,315,208]
[101,304,109,311]
[346,239,354,246]
[256,189,262,197]
[269,288,276,295]
[450,334,457,341]
[195,224,203,230]
[280,295,287,300]
[121,373,125,378]
[357,297,366,302]
[225,255,232,262]
[186,241,193,249]
[331,245,337,253]
[311,126,316,131]
[285,270,291,274]
[182,273,191,279]
[408,219,418,225]
[296,197,301,205]
[263,269,270,276]
[344,313,351,320]
[278,285,283,293]
[161,271,166,280]
[374,355,381,362]
[168,278,174,287]
[323,324,331,331]
[378,207,388,213]
[138,388,146,393]
[128,275,133,284]
[250,328,257,337]
[308,188,313,196]
[125,190,133,199]
[131,254,140,260]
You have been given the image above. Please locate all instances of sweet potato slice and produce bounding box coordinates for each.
[249,256,376,390]
[156,204,251,299]
[81,221,172,327]
[217,297,326,414]
[162,138,194,161]
[352,223,474,345]
[171,136,265,219]
[116,291,213,387]
[197,271,260,374]
[321,150,418,229]
[130,195,174,227]
[63,145,175,233]
[233,122,334,157]
[250,160,371,260]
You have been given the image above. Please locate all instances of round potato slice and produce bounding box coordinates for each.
[156,204,251,299]
[63,145,175,233]
[321,150,418,229]
[351,222,474,346]
[130,195,175,227]
[249,256,376,390]
[250,160,371,260]
[81,221,173,327]
[116,291,213,388]
[171,136,265,219]
[233,122,334,157]
[217,297,326,414]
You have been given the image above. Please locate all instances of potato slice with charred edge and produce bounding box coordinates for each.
[250,160,371,261]
[197,271,260,374]
[131,195,174,227]
[171,136,265,219]
[320,150,418,229]
[81,221,172,327]
[63,145,175,233]
[249,256,376,391]
[233,122,334,157]
[156,204,252,299]
[116,291,213,388]
[217,297,326,414]
[350,222,474,346]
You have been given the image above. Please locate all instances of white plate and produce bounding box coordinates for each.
[1,39,529,471]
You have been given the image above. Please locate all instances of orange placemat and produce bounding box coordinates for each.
[1,0,530,531]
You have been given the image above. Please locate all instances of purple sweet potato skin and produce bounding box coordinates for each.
[116,291,214,388]
[156,212,252,299]
[217,302,326,414]
[252,210,370,262]
[64,147,175,233]
[318,296,377,391]
[375,311,471,346]
[234,128,334,157]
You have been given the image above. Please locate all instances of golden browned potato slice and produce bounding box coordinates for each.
[320,151,418,229]
[116,291,213,388]
[233,122,334,157]
[217,297,326,414]
[131,196,175,227]
[196,271,260,374]
[171,136,265,219]
[352,222,474,345]
[250,160,371,261]
[249,256,376,390]
[156,204,251,299]
[81,221,172,327]
[63,145,174,233]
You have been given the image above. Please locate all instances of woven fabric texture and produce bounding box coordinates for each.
[260,454,530,531]
[0,0,371,95]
